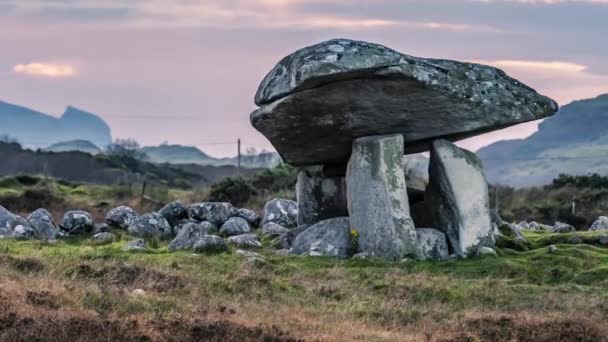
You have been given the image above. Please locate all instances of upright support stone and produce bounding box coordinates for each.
[296,166,348,226]
[346,134,418,259]
[425,139,495,256]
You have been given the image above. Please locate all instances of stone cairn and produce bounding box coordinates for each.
[251,38,559,260]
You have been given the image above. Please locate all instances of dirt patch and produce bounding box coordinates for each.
[0,255,44,273]
[443,315,608,342]
[68,264,182,292]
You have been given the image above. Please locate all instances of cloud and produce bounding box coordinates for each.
[13,62,76,77]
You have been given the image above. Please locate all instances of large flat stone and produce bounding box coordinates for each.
[346,134,418,260]
[296,166,348,226]
[425,140,495,256]
[251,39,558,166]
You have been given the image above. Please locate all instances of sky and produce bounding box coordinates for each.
[1,0,607,157]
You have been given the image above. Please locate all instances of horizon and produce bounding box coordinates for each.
[2,0,608,157]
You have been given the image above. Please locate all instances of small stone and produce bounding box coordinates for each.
[261,222,290,237]
[274,249,291,256]
[132,289,146,296]
[568,236,582,244]
[92,232,115,244]
[235,249,263,259]
[548,245,558,253]
[352,252,371,259]
[553,221,576,233]
[94,223,112,234]
[227,234,262,249]
[193,235,228,254]
[598,235,608,246]
[123,239,146,251]
[477,247,497,257]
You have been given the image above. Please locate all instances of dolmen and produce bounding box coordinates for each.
[251,38,558,260]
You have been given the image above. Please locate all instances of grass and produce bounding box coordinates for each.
[0,232,607,341]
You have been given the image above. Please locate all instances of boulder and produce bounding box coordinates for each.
[59,210,94,234]
[172,218,199,233]
[296,166,348,226]
[251,39,558,166]
[416,228,449,261]
[123,238,146,251]
[105,206,139,230]
[347,134,418,259]
[94,223,112,234]
[261,222,290,237]
[426,140,495,256]
[127,212,172,238]
[0,206,14,237]
[589,216,608,231]
[27,208,60,240]
[10,217,36,239]
[193,235,228,254]
[168,222,217,252]
[235,208,261,227]
[92,232,115,244]
[158,201,188,225]
[227,234,262,249]
[291,217,352,259]
[188,202,236,226]
[273,224,310,250]
[553,221,575,233]
[261,198,298,228]
[219,217,251,237]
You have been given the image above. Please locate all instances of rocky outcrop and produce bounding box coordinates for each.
[59,210,94,235]
[251,39,558,166]
[416,228,449,261]
[261,198,298,228]
[296,166,348,226]
[105,206,139,230]
[347,134,418,259]
[291,217,352,259]
[426,140,495,256]
[127,213,172,238]
[188,202,236,226]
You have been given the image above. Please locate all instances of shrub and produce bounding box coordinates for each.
[207,177,256,207]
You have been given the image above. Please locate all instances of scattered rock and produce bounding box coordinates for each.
[261,222,290,237]
[548,245,558,253]
[261,198,298,228]
[347,134,418,259]
[251,38,557,166]
[552,221,575,233]
[127,212,172,238]
[426,140,495,256]
[219,217,251,237]
[59,210,94,234]
[105,206,139,230]
[92,232,115,244]
[123,239,146,251]
[416,228,449,261]
[26,208,60,240]
[168,222,217,252]
[192,235,228,254]
[235,208,261,227]
[477,247,497,257]
[589,216,608,231]
[296,166,348,226]
[158,201,188,226]
[228,234,262,249]
[291,217,352,259]
[188,202,236,226]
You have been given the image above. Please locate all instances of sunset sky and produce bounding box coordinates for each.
[1,0,607,157]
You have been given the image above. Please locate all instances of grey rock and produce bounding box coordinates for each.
[589,216,608,231]
[553,221,575,233]
[347,134,418,259]
[219,217,252,237]
[127,212,172,238]
[235,249,264,259]
[192,235,228,254]
[426,140,495,257]
[517,221,550,231]
[92,232,115,244]
[27,208,60,240]
[10,216,36,239]
[416,228,449,261]
[403,154,429,192]
[59,210,94,234]
[477,247,497,257]
[188,202,236,226]
[169,222,218,252]
[0,205,15,237]
[105,206,139,230]
[273,224,310,250]
[261,222,290,237]
[548,244,558,253]
[597,235,608,246]
[296,166,348,226]
[158,201,188,225]
[569,236,582,244]
[291,217,352,259]
[228,234,262,249]
[261,198,298,228]
[123,239,146,251]
[352,252,372,259]
[172,218,199,233]
[235,208,261,227]
[94,223,112,234]
[251,39,558,166]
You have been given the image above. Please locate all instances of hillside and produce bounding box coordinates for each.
[478,94,608,187]
[44,140,102,155]
[142,144,282,168]
[0,100,112,150]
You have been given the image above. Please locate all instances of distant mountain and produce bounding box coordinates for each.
[0,100,112,150]
[44,140,102,155]
[478,94,608,187]
[142,144,282,168]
